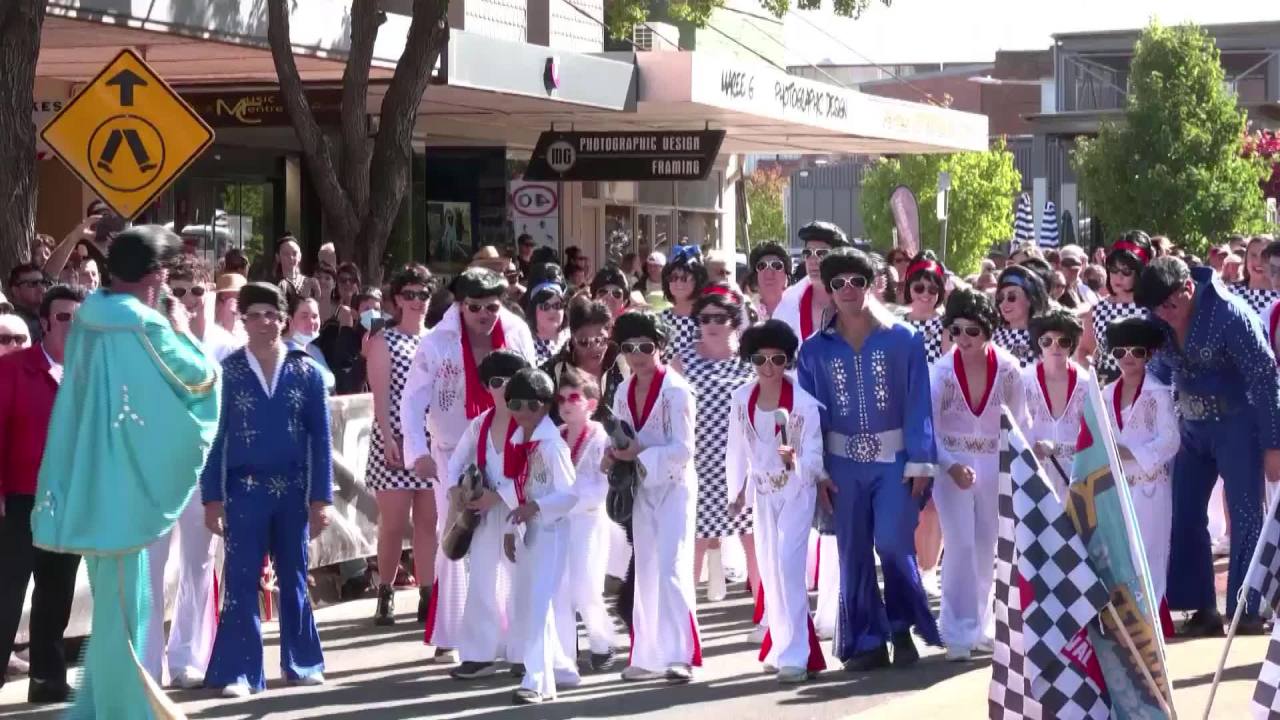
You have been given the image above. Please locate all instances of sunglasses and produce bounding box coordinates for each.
[698,313,732,326]
[595,287,626,300]
[910,282,938,296]
[557,392,584,404]
[573,335,608,349]
[755,260,786,273]
[1107,266,1135,278]
[667,272,694,283]
[828,276,869,291]
[1038,336,1073,350]
[507,399,545,412]
[399,290,430,302]
[749,352,788,367]
[0,333,28,346]
[486,376,509,390]
[999,292,1023,305]
[949,325,984,338]
[620,341,657,355]
[1110,347,1150,360]
[465,301,501,314]
[171,286,206,298]
[53,311,73,323]
[538,301,564,312]
[801,248,831,259]
[243,310,284,323]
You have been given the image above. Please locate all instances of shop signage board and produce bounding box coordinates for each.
[41,49,215,220]
[181,88,344,128]
[524,130,724,182]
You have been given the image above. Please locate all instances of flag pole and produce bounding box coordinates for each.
[1201,485,1280,720]
[1104,603,1174,719]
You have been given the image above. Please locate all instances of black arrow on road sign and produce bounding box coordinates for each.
[96,128,156,174]
[105,69,148,107]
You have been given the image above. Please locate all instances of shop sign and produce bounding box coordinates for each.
[524,130,724,182]
[717,68,848,122]
[180,88,343,127]
[33,99,67,160]
[510,183,558,217]
[40,49,214,220]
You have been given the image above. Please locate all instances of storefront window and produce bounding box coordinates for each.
[604,205,633,265]
[677,211,719,249]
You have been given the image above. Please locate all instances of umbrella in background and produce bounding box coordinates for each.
[1014,192,1034,246]
[1039,201,1060,248]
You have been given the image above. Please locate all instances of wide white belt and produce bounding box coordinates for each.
[824,429,904,463]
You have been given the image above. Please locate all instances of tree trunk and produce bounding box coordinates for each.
[0,1,46,279]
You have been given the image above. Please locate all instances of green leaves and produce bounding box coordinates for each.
[744,168,788,247]
[605,0,888,46]
[1073,22,1267,255]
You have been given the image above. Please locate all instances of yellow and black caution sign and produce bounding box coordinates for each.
[41,48,214,220]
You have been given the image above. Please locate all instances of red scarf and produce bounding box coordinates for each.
[476,411,518,473]
[747,379,794,436]
[506,435,539,505]
[954,346,997,416]
[800,284,815,339]
[1036,363,1077,420]
[1113,375,1144,431]
[461,316,508,420]
[629,368,666,431]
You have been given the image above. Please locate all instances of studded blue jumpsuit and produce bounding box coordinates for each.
[1148,267,1280,618]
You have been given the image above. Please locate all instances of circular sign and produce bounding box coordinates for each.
[546,140,576,174]
[87,114,166,193]
[511,184,559,218]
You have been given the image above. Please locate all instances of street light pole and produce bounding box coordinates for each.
[937,171,951,265]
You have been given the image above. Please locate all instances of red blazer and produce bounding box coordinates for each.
[0,345,59,497]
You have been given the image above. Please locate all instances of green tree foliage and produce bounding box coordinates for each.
[860,143,1021,277]
[1074,22,1267,255]
[744,167,787,250]
[607,0,888,41]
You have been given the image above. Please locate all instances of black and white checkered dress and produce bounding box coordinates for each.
[533,332,566,366]
[992,326,1035,368]
[1091,299,1148,381]
[366,326,431,491]
[660,309,699,360]
[906,314,945,364]
[1233,284,1279,320]
[681,346,754,538]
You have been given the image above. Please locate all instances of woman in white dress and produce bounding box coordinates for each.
[1023,308,1087,498]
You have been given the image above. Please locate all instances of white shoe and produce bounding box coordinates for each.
[665,663,693,682]
[748,624,767,643]
[762,663,779,674]
[7,652,30,675]
[221,681,253,698]
[777,666,810,684]
[171,668,205,689]
[707,549,727,602]
[291,673,325,686]
[620,666,664,681]
[973,638,995,654]
[433,648,461,664]
[920,569,941,598]
[945,646,971,662]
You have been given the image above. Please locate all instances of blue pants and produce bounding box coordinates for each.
[829,457,941,659]
[205,475,323,691]
[1168,416,1265,617]
[71,551,157,720]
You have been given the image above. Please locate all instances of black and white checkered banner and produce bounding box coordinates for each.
[1248,487,1280,615]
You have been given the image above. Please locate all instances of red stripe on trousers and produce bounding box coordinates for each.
[757,615,826,672]
[423,580,441,644]
[752,585,766,625]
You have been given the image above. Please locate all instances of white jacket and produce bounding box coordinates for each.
[930,345,1028,470]
[1021,362,1088,482]
[1103,374,1180,485]
[610,369,697,491]
[724,380,824,507]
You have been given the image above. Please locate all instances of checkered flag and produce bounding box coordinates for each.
[1252,622,1280,719]
[1248,488,1280,614]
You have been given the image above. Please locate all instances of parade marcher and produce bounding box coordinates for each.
[526,280,568,364]
[401,267,537,662]
[553,368,617,671]
[1103,317,1180,605]
[991,264,1047,368]
[446,350,530,679]
[1137,256,1280,636]
[930,288,1027,662]
[775,222,847,341]
[1022,308,1088,498]
[0,285,83,703]
[606,310,702,682]
[796,248,941,671]
[726,320,826,683]
[503,368,582,704]
[672,288,759,609]
[200,282,333,698]
[33,226,220,718]
[900,252,947,364]
[1235,235,1278,318]
[1079,231,1153,382]
[658,246,708,358]
[749,242,792,321]
[591,264,632,319]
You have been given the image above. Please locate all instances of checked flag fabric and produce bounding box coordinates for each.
[1252,622,1280,719]
[1248,489,1280,614]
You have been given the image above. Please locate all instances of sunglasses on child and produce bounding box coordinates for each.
[573,336,608,348]
[755,259,786,272]
[1110,346,1150,360]
[171,286,205,298]
[506,399,545,412]
[749,352,788,367]
[486,376,509,390]
[828,276,869,291]
[801,248,831,259]
[595,287,626,300]
[620,341,657,355]
[0,333,28,346]
[1038,336,1073,350]
[465,301,501,314]
[949,325,984,338]
[243,310,284,323]
[557,392,584,404]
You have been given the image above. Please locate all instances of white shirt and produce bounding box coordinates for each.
[244,344,287,397]
[930,345,1028,470]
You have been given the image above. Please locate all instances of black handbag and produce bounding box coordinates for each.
[600,410,639,525]
[441,463,485,560]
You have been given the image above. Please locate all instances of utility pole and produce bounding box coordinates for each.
[937,171,951,265]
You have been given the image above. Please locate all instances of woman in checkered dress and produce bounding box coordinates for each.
[992,265,1047,368]
[1079,232,1153,383]
[672,288,759,594]
[1233,235,1279,318]
[900,253,948,364]
[659,248,709,360]
[525,280,568,365]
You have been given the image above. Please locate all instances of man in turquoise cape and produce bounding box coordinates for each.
[32,225,220,719]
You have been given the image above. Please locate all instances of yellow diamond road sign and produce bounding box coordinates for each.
[41,48,214,220]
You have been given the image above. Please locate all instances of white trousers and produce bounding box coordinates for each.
[811,533,841,640]
[457,505,514,663]
[144,494,218,683]
[428,445,469,650]
[556,510,616,655]
[512,518,580,698]
[756,487,817,670]
[933,450,999,651]
[630,482,700,671]
[1131,479,1173,601]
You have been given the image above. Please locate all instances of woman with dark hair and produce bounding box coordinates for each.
[1023,309,1087,496]
[542,298,628,421]
[991,264,1047,367]
[900,252,948,363]
[1234,235,1278,317]
[1078,231,1153,382]
[930,287,1027,662]
[885,248,912,287]
[671,287,758,611]
[658,248,709,358]
[590,264,631,319]
[363,265,434,626]
[315,264,338,321]
[524,281,568,364]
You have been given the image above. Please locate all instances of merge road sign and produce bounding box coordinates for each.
[41,49,215,220]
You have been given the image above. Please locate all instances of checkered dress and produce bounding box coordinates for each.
[681,346,755,539]
[660,309,699,360]
[992,326,1035,368]
[533,332,566,366]
[366,326,431,491]
[1233,284,1280,320]
[906,315,945,364]
[1090,299,1147,381]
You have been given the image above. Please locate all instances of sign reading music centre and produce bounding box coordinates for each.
[41,49,215,220]
[524,130,725,182]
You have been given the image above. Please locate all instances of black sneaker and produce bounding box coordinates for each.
[1238,614,1270,636]
[451,661,500,680]
[842,645,890,672]
[891,631,919,667]
[417,586,431,624]
[590,650,617,673]
[374,584,395,626]
[509,663,526,677]
[1179,609,1225,638]
[28,678,72,704]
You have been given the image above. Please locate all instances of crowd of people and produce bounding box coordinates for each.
[2,211,1280,711]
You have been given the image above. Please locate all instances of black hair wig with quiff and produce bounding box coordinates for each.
[1029,307,1083,356]
[1105,316,1164,351]
[453,267,507,300]
[819,248,876,288]
[942,287,999,338]
[661,255,709,303]
[610,309,669,346]
[479,349,530,384]
[739,319,800,362]
[505,367,556,403]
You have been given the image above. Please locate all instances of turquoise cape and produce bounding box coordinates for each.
[32,290,221,556]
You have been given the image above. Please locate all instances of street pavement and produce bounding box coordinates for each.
[0,582,1269,719]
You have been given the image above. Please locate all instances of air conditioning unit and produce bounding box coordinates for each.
[632,22,679,52]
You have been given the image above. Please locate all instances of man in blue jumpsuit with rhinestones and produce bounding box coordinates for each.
[1137,257,1280,636]
[200,282,334,698]
[796,248,941,671]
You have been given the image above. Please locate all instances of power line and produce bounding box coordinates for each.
[734,15,857,91]
[556,0,682,53]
